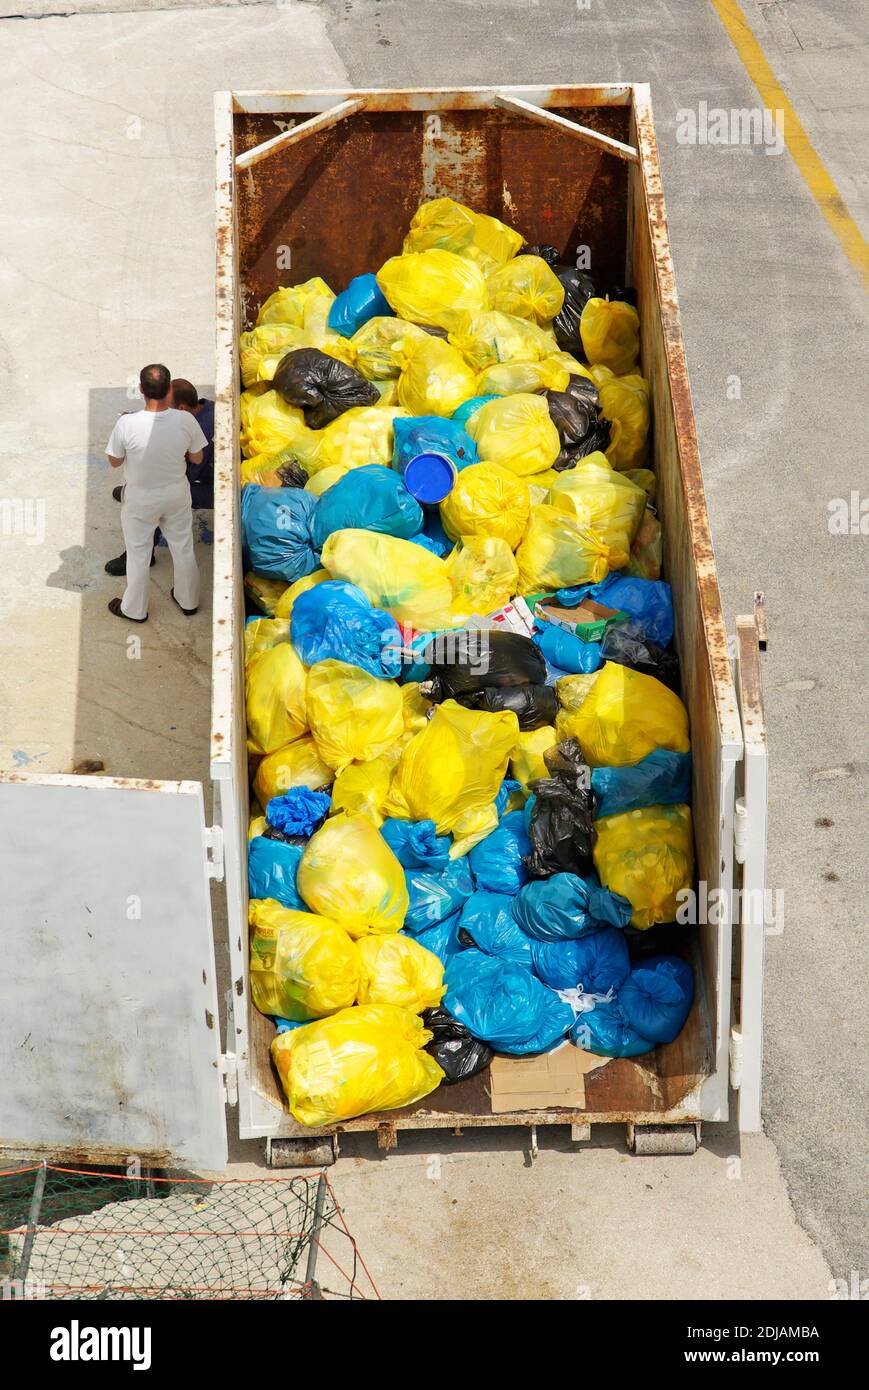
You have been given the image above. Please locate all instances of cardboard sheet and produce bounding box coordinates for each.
[489,1044,610,1113]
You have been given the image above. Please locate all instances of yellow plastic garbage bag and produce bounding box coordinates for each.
[397,334,476,417]
[297,813,409,937]
[446,536,519,623]
[249,899,361,1022]
[246,644,308,757]
[270,1004,443,1126]
[402,196,524,274]
[593,804,694,929]
[466,393,561,477]
[373,378,400,406]
[547,452,646,565]
[595,369,651,472]
[240,390,306,458]
[292,406,407,476]
[449,310,554,372]
[515,504,613,592]
[350,315,429,380]
[253,736,334,807]
[302,464,347,496]
[272,568,330,621]
[249,811,267,840]
[386,700,519,834]
[240,324,306,389]
[440,461,530,550]
[626,507,663,580]
[330,758,393,827]
[580,297,640,375]
[356,934,445,1012]
[306,660,404,773]
[548,350,595,381]
[475,356,570,396]
[448,801,500,859]
[256,277,334,329]
[241,444,305,489]
[624,467,656,503]
[377,249,488,333]
[321,529,455,632]
[557,661,689,768]
[486,254,565,324]
[555,669,602,714]
[402,682,433,734]
[510,725,557,787]
[244,616,291,666]
[244,571,289,617]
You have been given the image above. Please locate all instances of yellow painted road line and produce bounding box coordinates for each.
[710,0,869,291]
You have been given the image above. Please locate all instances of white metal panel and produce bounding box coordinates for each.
[0,776,227,1171]
[734,619,768,1132]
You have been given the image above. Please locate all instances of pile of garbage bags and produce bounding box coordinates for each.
[239,197,697,1128]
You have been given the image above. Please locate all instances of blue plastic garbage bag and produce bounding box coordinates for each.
[404,858,475,933]
[530,927,630,993]
[445,949,575,1055]
[618,955,694,1044]
[310,465,423,550]
[512,872,633,942]
[556,575,674,648]
[408,510,452,558]
[569,998,654,1057]
[393,415,478,476]
[241,485,319,585]
[591,750,693,818]
[290,580,402,679]
[266,788,331,839]
[534,619,602,675]
[469,810,531,895]
[451,395,498,427]
[402,911,463,967]
[457,892,533,968]
[327,273,390,337]
[380,818,450,870]
[248,836,305,911]
[408,532,449,557]
[274,1017,307,1034]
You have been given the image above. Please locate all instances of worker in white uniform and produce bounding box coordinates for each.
[105,363,207,623]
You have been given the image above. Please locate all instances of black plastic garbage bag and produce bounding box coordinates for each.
[602,284,638,308]
[526,738,597,878]
[421,630,546,701]
[423,1006,494,1084]
[546,375,612,470]
[600,621,680,691]
[272,347,379,429]
[552,266,597,355]
[274,457,309,489]
[524,243,561,266]
[553,417,613,470]
[458,682,558,730]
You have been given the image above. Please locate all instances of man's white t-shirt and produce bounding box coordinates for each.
[106,409,208,496]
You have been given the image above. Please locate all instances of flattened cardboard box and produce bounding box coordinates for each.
[489,1044,610,1113]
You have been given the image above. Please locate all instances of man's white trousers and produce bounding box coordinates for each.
[120,484,199,620]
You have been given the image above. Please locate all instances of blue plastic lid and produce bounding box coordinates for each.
[402,451,456,504]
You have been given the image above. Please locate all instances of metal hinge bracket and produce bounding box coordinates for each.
[204,824,225,882]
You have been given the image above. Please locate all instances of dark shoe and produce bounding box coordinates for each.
[171,587,198,617]
[108,597,147,623]
[104,550,155,577]
[112,486,123,503]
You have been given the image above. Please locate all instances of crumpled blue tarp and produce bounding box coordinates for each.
[241,484,319,584]
[444,949,575,1055]
[266,788,331,838]
[512,871,633,942]
[290,579,402,679]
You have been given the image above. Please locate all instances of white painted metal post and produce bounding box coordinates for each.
[735,618,768,1132]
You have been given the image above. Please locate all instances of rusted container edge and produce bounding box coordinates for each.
[231,85,633,115]
[633,85,742,755]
